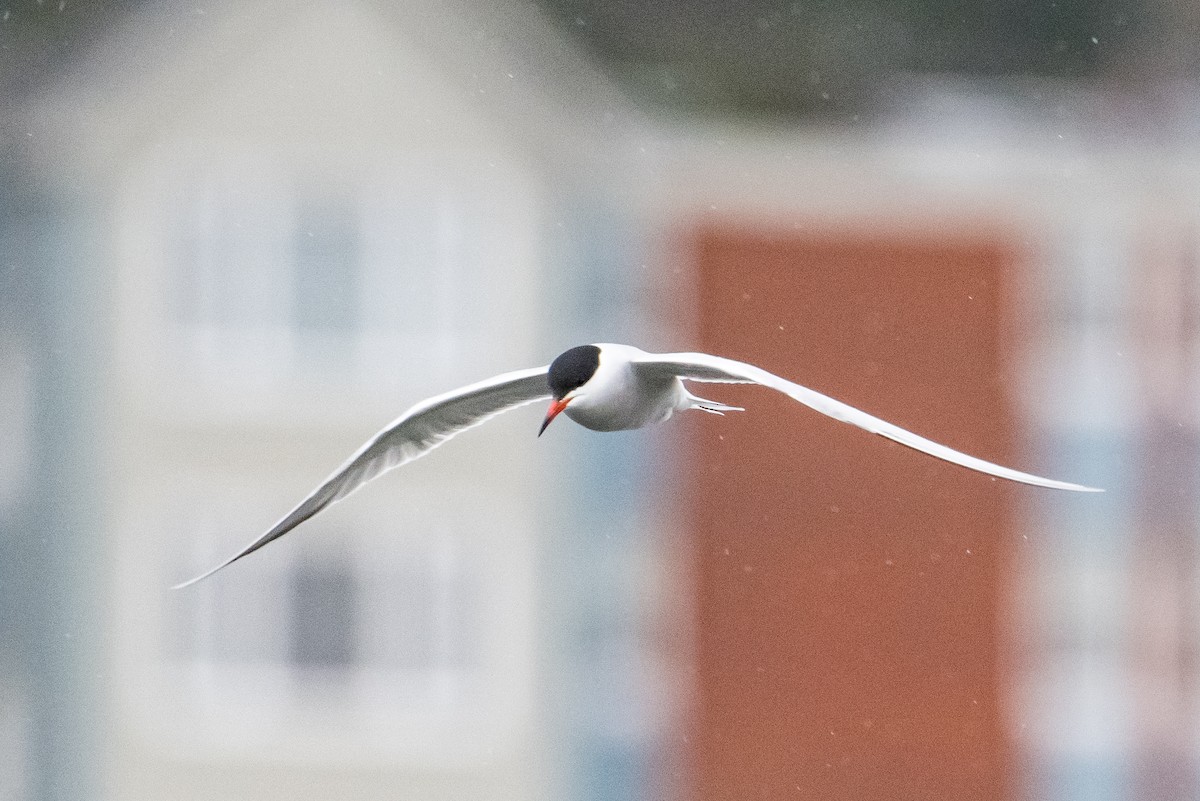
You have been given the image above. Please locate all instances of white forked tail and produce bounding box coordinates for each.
[685,391,745,416]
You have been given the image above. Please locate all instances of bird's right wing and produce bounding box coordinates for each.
[174,365,552,588]
[633,350,1101,493]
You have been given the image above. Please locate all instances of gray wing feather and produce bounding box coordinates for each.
[174,365,551,588]
[634,351,1101,493]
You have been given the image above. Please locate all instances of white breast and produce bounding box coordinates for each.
[563,344,684,432]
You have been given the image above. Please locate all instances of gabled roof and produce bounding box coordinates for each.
[23,0,653,182]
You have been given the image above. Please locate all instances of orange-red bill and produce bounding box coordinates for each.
[539,398,570,437]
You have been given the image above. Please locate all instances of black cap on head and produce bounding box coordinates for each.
[547,345,601,399]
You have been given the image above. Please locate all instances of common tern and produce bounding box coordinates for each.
[175,343,1100,588]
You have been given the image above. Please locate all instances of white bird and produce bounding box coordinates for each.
[175,343,1100,588]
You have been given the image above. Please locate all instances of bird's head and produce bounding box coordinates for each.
[539,344,601,436]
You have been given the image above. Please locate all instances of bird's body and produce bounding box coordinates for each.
[175,343,1100,588]
[558,343,734,431]
[562,344,667,431]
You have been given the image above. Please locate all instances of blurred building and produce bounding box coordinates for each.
[7,1,668,800]
[630,101,1200,801]
[4,1,1200,801]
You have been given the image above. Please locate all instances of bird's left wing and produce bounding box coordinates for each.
[632,350,1101,493]
[174,365,552,588]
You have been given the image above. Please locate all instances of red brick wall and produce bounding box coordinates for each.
[682,226,1019,801]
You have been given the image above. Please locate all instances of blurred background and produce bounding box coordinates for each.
[0,0,1193,799]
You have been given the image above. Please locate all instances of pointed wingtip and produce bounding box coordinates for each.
[1022,478,1104,493]
[1042,476,1104,492]
[170,558,235,590]
[170,571,210,591]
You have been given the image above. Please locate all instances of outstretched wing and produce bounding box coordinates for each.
[175,365,552,588]
[632,350,1101,493]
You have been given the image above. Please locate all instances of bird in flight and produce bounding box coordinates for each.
[175,343,1100,588]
